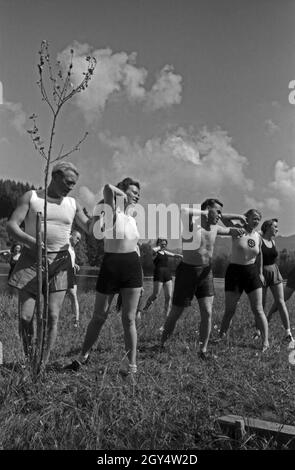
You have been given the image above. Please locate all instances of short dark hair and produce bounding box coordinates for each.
[261,218,278,234]
[201,198,223,210]
[244,208,262,220]
[116,177,140,192]
[157,238,168,246]
[11,242,21,252]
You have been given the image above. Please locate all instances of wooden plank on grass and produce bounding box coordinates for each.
[218,414,295,448]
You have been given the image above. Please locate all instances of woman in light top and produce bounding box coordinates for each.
[253,219,294,347]
[218,209,269,352]
[143,238,182,321]
[66,177,142,376]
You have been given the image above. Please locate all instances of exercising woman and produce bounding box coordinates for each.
[66,177,142,376]
[253,218,294,347]
[143,238,182,320]
[218,209,269,352]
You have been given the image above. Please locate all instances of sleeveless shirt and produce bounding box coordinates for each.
[25,190,76,252]
[261,239,278,266]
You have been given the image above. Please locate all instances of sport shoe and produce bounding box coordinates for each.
[283,334,295,350]
[63,359,81,371]
[252,330,261,341]
[119,362,137,377]
[262,344,270,353]
[73,321,80,328]
[198,351,208,361]
[283,334,294,343]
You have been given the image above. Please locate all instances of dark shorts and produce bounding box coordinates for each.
[225,263,263,294]
[153,266,172,283]
[286,266,295,290]
[172,262,214,307]
[263,264,283,287]
[8,247,74,297]
[96,252,143,295]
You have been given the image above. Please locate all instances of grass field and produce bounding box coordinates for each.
[0,280,294,450]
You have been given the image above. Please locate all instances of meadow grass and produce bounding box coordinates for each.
[0,281,294,450]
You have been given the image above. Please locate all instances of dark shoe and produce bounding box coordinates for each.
[252,330,261,341]
[63,359,82,371]
[198,351,208,361]
[283,334,295,350]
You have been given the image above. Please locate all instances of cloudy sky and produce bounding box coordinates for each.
[1,0,295,240]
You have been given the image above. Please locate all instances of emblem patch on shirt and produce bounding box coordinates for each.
[248,239,256,248]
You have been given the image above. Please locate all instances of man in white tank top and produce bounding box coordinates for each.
[7,162,94,366]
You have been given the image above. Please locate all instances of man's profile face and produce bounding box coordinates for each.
[207,203,222,225]
[53,170,78,197]
[72,232,81,246]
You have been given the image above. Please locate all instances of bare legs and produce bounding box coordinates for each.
[267,285,294,325]
[198,297,214,353]
[162,280,173,318]
[67,285,80,325]
[143,280,173,319]
[43,291,66,364]
[18,289,66,364]
[255,284,293,340]
[161,296,214,355]
[80,288,142,367]
[80,293,113,360]
[18,290,35,357]
[219,288,269,350]
[143,281,163,311]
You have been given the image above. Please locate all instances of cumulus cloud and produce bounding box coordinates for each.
[265,197,280,212]
[0,101,27,135]
[57,42,182,122]
[264,119,279,135]
[78,186,101,213]
[97,126,253,205]
[270,160,295,198]
[244,195,280,213]
[244,195,264,210]
[144,65,182,111]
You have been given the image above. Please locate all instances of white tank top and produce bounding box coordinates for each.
[25,190,76,252]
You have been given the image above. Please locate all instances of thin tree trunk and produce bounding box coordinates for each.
[33,211,43,378]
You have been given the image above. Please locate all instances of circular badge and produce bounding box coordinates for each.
[288,350,295,365]
[248,239,256,248]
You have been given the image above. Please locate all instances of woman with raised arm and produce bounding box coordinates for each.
[143,238,182,321]
[66,177,142,377]
[218,209,269,352]
[253,219,294,347]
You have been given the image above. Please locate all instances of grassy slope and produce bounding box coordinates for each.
[0,282,294,450]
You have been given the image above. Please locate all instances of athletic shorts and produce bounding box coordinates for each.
[172,262,214,307]
[225,263,263,294]
[96,251,143,294]
[153,266,172,283]
[8,247,74,297]
[286,266,295,290]
[263,264,283,287]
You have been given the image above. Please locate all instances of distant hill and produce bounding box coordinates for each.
[213,234,295,258]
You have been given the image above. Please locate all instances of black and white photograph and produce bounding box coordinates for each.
[0,0,295,455]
